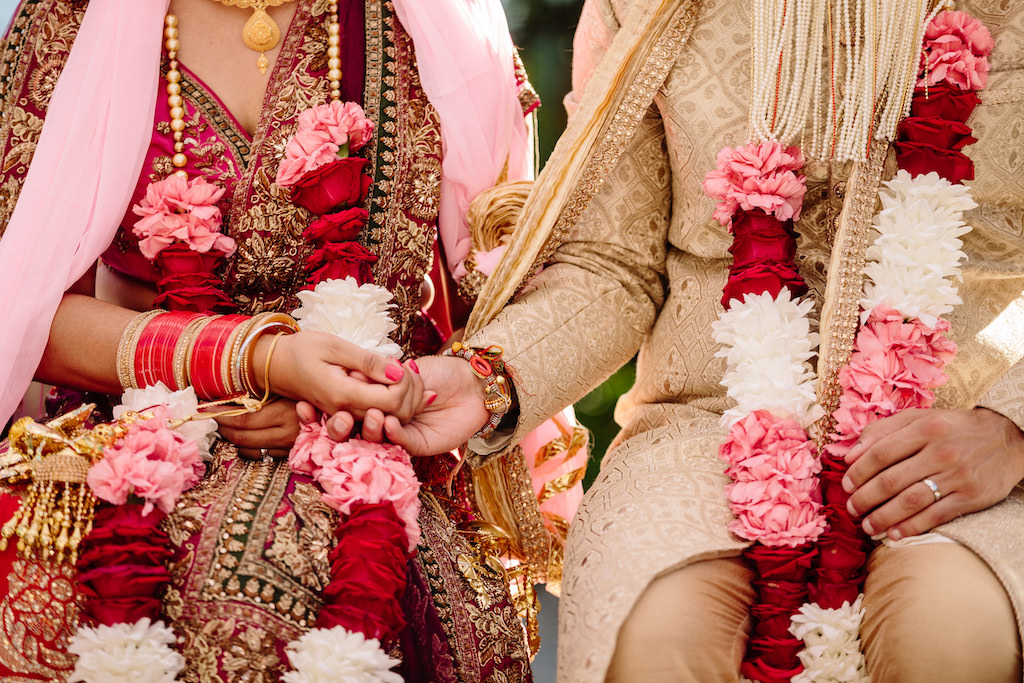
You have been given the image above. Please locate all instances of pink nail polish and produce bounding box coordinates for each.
[841,476,854,493]
[846,499,858,517]
[409,359,420,374]
[862,518,875,536]
[426,392,437,406]
[385,364,404,381]
[889,528,902,541]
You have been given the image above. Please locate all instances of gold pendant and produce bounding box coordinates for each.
[242,7,280,74]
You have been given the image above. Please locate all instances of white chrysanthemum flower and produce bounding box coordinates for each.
[881,170,977,215]
[292,277,402,358]
[283,627,402,683]
[790,596,869,683]
[712,291,823,428]
[861,173,973,326]
[67,619,184,683]
[114,382,218,459]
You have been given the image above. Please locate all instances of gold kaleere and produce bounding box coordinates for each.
[0,405,129,564]
[209,0,297,73]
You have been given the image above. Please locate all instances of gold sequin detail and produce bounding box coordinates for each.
[814,142,889,442]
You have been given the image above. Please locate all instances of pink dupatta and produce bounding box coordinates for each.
[0,0,169,428]
[392,0,533,281]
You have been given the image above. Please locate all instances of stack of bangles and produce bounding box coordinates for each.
[117,310,299,402]
[443,342,515,438]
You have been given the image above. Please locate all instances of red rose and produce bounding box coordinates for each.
[156,272,222,290]
[303,207,369,244]
[751,603,802,639]
[722,261,808,309]
[741,655,805,683]
[909,83,981,123]
[306,241,378,285]
[752,578,810,608]
[809,575,864,609]
[289,157,372,215]
[729,211,799,268]
[744,635,805,672]
[816,532,869,572]
[898,116,977,151]
[894,141,974,183]
[154,285,237,313]
[745,543,817,582]
[76,542,172,570]
[92,503,166,530]
[316,601,406,640]
[154,241,228,277]
[79,596,166,626]
[77,565,169,600]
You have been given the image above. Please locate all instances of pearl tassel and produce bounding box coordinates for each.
[748,0,942,161]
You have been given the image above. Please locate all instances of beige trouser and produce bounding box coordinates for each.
[606,543,1022,682]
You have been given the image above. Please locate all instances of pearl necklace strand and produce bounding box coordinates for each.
[749,0,952,161]
[163,3,342,175]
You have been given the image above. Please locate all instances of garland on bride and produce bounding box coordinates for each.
[704,5,991,681]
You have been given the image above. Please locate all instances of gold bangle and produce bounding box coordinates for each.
[237,315,299,397]
[181,315,219,389]
[225,314,267,395]
[262,330,288,403]
[172,316,210,390]
[116,310,161,390]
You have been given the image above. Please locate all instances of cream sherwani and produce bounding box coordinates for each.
[470,0,1024,680]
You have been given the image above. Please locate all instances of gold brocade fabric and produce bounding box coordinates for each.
[0,0,531,680]
[469,0,1024,681]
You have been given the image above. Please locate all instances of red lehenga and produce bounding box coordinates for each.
[0,0,535,680]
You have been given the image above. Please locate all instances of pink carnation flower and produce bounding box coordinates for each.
[132,175,235,260]
[719,411,820,483]
[288,417,336,475]
[919,11,994,90]
[276,128,341,188]
[315,439,422,551]
[703,141,807,227]
[88,412,204,516]
[727,481,825,547]
[297,100,374,152]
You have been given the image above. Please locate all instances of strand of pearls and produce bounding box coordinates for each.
[163,4,342,177]
[749,0,943,161]
[164,15,188,176]
[327,1,342,100]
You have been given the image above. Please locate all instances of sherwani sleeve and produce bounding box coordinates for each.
[465,0,673,462]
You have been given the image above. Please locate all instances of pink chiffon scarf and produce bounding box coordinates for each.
[391,0,533,281]
[0,0,530,429]
[0,0,169,428]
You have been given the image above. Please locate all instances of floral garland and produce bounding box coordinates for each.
[704,9,991,682]
[66,94,422,681]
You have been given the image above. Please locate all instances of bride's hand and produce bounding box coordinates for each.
[251,330,427,421]
[215,398,302,459]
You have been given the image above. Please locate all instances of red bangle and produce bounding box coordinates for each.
[190,314,249,399]
[134,311,204,389]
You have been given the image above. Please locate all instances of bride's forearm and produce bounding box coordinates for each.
[35,293,138,394]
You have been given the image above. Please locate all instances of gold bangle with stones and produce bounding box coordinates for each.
[116,310,162,390]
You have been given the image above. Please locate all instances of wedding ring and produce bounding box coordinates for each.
[921,477,942,503]
[259,447,272,463]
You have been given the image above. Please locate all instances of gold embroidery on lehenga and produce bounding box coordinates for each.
[0,558,77,677]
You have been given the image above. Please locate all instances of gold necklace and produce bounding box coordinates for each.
[208,0,299,73]
[164,4,341,174]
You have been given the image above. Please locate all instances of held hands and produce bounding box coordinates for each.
[222,330,432,457]
[842,407,1024,541]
